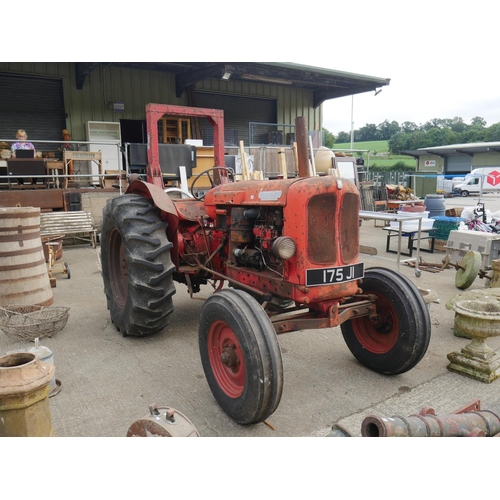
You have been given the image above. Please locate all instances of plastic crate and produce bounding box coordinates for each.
[432,216,466,241]
[390,218,434,231]
[445,230,500,269]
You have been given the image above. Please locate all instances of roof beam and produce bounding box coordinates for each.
[424,150,446,158]
[313,85,382,107]
[75,63,100,90]
[175,64,224,98]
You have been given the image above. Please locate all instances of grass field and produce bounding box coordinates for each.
[333,140,416,169]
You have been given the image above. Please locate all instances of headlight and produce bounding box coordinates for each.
[272,236,296,260]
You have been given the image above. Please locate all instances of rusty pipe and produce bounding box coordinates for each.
[361,410,500,437]
[295,116,310,178]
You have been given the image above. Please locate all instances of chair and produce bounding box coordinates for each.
[373,185,389,227]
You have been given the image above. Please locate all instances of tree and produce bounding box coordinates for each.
[323,128,335,148]
[356,123,378,141]
[422,118,447,131]
[450,117,466,133]
[377,120,400,140]
[424,127,457,147]
[458,125,486,143]
[401,121,418,133]
[485,123,500,142]
[471,116,487,127]
[389,130,429,153]
[388,132,407,154]
[336,131,350,143]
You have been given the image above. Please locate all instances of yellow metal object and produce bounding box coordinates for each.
[0,352,55,437]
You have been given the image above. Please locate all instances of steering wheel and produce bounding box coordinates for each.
[190,167,234,200]
[164,187,194,199]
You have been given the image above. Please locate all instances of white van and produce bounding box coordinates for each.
[453,167,500,197]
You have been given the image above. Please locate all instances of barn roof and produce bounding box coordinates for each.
[74,62,390,107]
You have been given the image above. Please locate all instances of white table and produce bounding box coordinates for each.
[359,210,426,276]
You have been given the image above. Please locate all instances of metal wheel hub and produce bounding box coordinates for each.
[220,342,240,371]
[370,309,394,334]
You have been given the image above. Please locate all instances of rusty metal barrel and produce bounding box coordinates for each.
[361,411,500,437]
[0,207,53,307]
[0,352,55,437]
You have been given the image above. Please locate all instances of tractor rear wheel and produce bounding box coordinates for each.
[340,267,431,375]
[101,194,176,336]
[199,289,283,425]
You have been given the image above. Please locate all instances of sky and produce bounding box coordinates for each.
[290,3,499,136]
[12,1,498,142]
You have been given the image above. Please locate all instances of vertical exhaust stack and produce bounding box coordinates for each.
[295,116,310,178]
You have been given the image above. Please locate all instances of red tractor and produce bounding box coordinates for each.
[100,104,430,425]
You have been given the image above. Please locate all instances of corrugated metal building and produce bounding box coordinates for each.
[402,142,500,197]
[0,62,389,148]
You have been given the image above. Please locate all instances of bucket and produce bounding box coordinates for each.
[424,194,446,218]
[0,207,53,307]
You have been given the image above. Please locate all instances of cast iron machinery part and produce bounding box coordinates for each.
[340,267,431,375]
[190,166,234,200]
[101,194,176,336]
[198,288,283,425]
[126,404,200,437]
[451,251,482,290]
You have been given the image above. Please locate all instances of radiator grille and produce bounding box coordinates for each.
[307,193,337,264]
[340,192,359,263]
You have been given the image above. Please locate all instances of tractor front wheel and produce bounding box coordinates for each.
[101,194,176,336]
[199,289,283,425]
[340,267,431,375]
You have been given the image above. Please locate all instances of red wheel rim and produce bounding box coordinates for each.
[351,293,399,354]
[207,320,246,398]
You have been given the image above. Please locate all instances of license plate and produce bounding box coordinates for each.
[306,263,364,287]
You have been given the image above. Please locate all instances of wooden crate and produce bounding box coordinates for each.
[432,239,447,252]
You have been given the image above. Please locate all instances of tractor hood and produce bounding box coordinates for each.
[204,176,352,220]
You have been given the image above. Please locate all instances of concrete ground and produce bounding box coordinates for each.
[2,193,500,439]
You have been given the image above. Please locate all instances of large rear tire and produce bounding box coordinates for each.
[340,267,431,375]
[101,194,176,336]
[199,289,283,425]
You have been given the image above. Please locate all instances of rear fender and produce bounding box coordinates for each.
[126,180,178,218]
[126,180,181,264]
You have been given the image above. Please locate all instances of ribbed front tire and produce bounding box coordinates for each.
[341,267,431,375]
[199,289,284,424]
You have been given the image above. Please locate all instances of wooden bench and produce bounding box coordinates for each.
[40,210,97,248]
